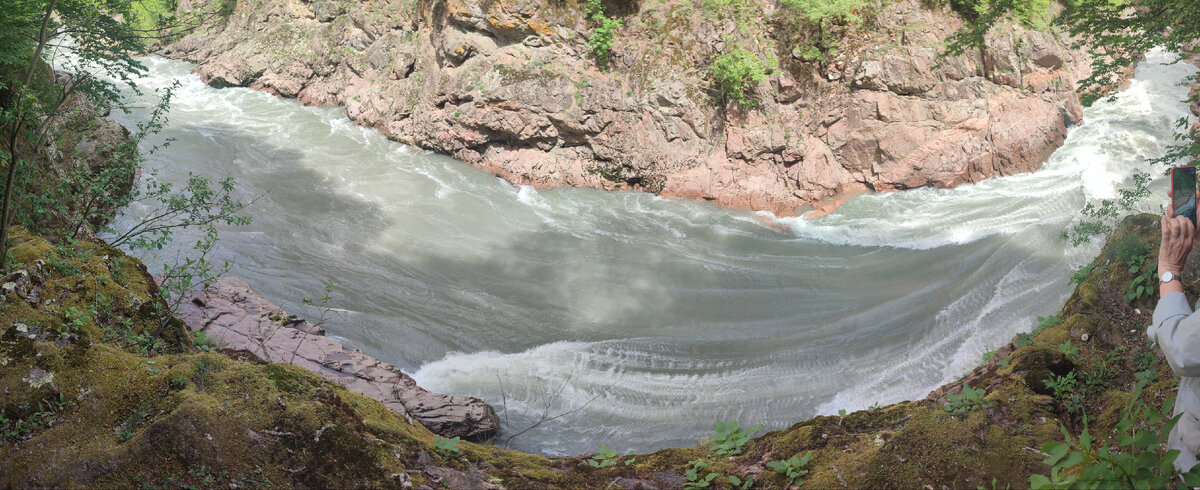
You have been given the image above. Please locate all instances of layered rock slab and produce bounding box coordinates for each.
[176,277,500,441]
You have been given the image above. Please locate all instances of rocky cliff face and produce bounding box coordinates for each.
[162,0,1094,216]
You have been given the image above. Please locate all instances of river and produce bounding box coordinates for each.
[106,50,1196,456]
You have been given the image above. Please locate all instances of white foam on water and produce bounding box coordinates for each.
[516,186,545,207]
[770,49,1196,251]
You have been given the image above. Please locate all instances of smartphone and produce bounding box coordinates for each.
[1173,165,1197,227]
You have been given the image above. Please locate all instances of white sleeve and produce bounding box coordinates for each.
[1150,292,1200,376]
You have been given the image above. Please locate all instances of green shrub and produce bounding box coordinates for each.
[584,0,621,69]
[60,306,90,333]
[728,474,754,489]
[588,15,621,69]
[947,0,1051,26]
[1127,261,1157,304]
[779,0,865,25]
[708,46,776,106]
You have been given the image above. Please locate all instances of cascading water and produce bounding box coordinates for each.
[107,49,1196,456]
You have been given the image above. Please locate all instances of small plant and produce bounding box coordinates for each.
[710,420,762,455]
[728,474,754,489]
[1063,173,1153,246]
[60,306,90,334]
[1058,341,1080,361]
[1045,371,1077,400]
[766,452,812,487]
[1034,315,1061,336]
[978,476,1011,490]
[192,331,216,352]
[0,394,68,443]
[89,295,114,322]
[47,258,82,277]
[124,327,166,354]
[434,435,462,459]
[1070,261,1097,285]
[1113,232,1152,267]
[1045,371,1090,417]
[170,376,189,390]
[1085,357,1118,389]
[1134,351,1157,371]
[684,460,720,489]
[1127,261,1157,303]
[587,444,633,468]
[285,280,338,364]
[943,383,989,418]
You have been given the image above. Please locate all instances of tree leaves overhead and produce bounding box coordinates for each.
[948,0,1199,105]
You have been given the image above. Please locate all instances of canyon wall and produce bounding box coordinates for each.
[164,0,1094,216]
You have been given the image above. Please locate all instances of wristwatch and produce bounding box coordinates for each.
[1162,271,1181,283]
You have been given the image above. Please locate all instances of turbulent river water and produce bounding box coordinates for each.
[106,50,1196,455]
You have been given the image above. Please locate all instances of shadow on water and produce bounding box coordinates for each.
[167,122,392,234]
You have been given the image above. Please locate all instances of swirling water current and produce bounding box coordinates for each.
[107,50,1196,455]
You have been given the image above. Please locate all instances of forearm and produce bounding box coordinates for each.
[1151,292,1200,376]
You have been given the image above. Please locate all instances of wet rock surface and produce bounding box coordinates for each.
[176,277,500,441]
[162,0,1104,217]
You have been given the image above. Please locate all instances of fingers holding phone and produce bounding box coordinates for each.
[1163,166,1199,277]
[1172,166,1197,227]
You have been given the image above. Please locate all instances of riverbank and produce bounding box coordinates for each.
[0,211,1181,487]
[160,0,1102,217]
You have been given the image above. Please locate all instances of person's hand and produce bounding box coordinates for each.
[1162,189,1197,275]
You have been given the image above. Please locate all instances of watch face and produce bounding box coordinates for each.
[1163,271,1176,282]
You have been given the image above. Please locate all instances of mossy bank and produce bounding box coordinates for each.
[0,211,1183,488]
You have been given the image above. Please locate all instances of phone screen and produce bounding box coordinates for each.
[1173,166,1197,227]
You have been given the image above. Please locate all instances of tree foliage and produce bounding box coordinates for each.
[948,0,1199,245]
[0,0,151,268]
[778,0,866,25]
[947,0,1199,106]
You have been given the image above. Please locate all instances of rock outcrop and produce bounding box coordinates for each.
[176,277,500,441]
[162,0,1096,216]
